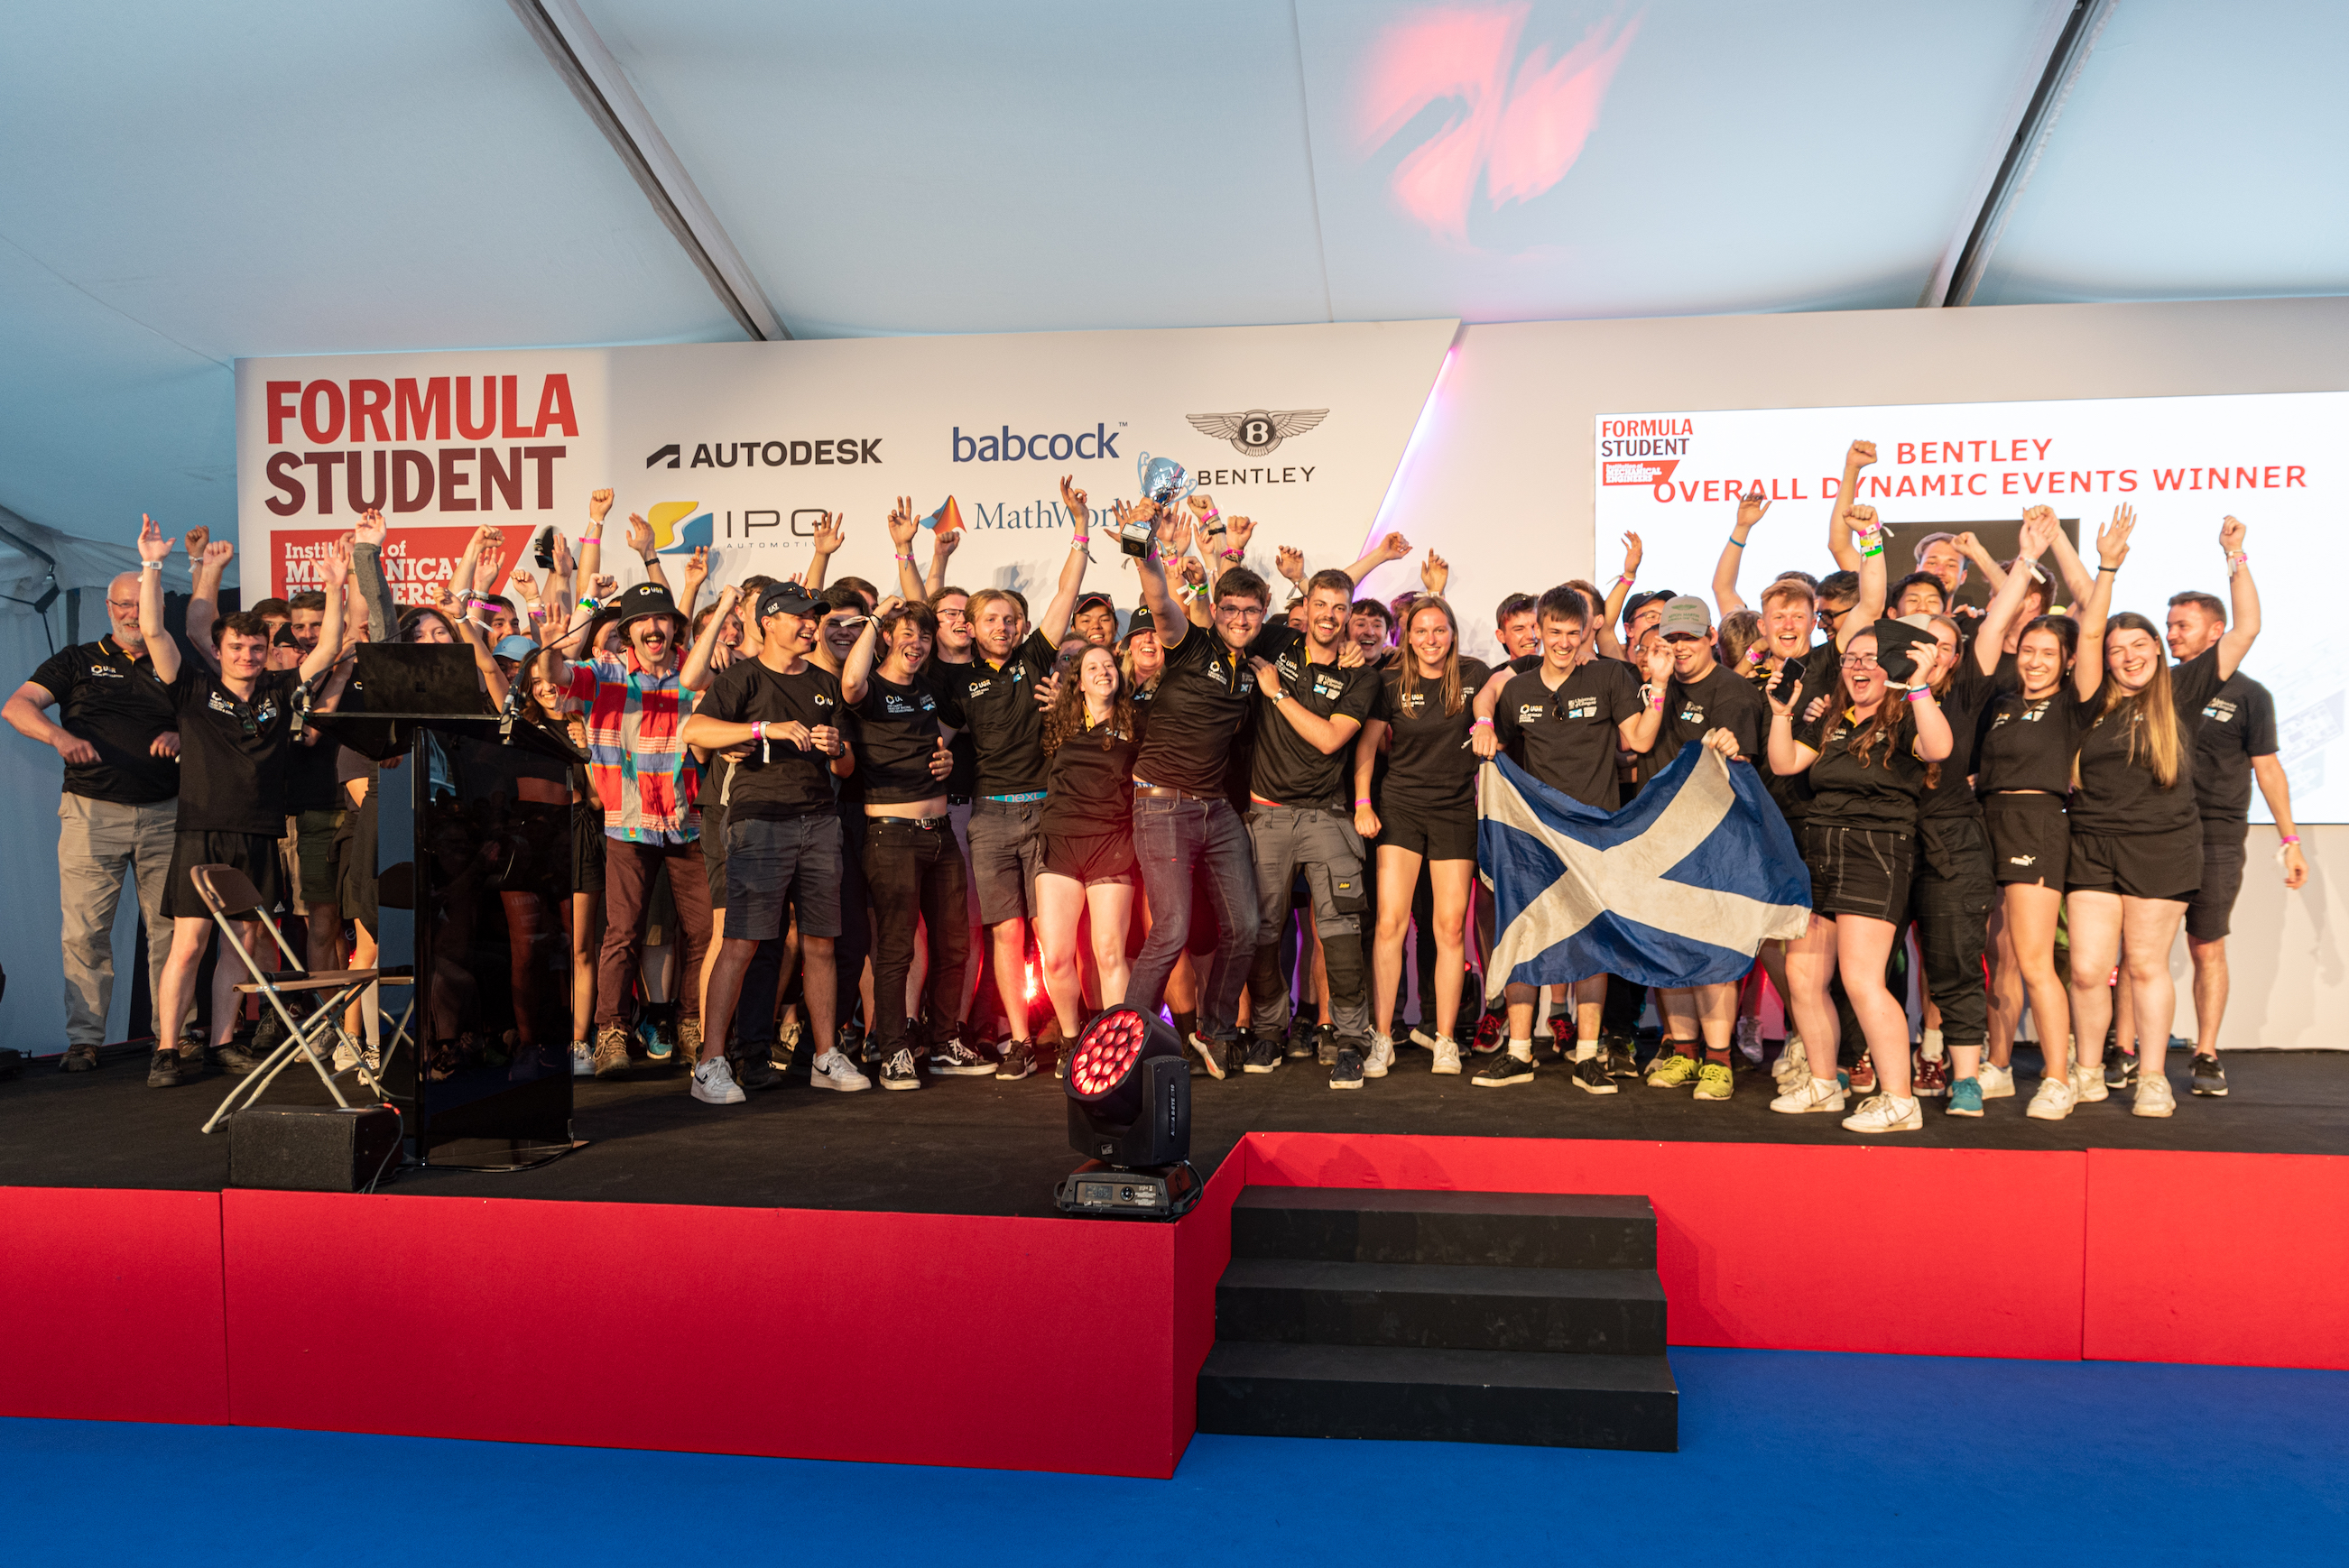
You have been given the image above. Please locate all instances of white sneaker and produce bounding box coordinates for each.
[1771,1075,1848,1115]
[1364,1032,1395,1078]
[332,1041,359,1072]
[1734,1016,1764,1065]
[1978,1061,2016,1100]
[2071,1062,2110,1103]
[1842,1093,1923,1133]
[2026,1076,2077,1121]
[1772,1038,1808,1089]
[2132,1075,2176,1118]
[809,1048,872,1093]
[570,1041,594,1077]
[691,1056,745,1105]
[1430,1037,1462,1075]
[1409,1024,1438,1051]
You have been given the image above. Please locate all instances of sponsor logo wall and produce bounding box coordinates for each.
[236,321,1457,615]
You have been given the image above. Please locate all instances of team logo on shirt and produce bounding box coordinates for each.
[1994,698,2052,727]
[1398,692,1426,714]
[208,689,278,727]
[1563,696,1598,720]
[1676,702,1706,724]
[882,692,934,716]
[87,661,126,680]
[1517,703,1546,723]
[1309,673,1345,701]
[2203,697,2237,724]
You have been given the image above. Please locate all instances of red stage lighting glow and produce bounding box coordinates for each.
[1069,1011,1148,1100]
[1358,4,1640,248]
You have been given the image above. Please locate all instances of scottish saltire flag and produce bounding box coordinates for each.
[1479,744,1811,989]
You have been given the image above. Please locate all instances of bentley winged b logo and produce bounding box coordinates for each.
[1186,408,1328,458]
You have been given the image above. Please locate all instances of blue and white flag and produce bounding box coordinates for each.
[1479,743,1811,989]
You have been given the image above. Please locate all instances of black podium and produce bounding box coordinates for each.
[318,659,587,1169]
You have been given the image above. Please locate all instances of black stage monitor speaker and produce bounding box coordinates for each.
[229,1105,402,1192]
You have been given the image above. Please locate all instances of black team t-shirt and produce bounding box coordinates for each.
[1644,661,1768,783]
[2192,669,2277,826]
[1372,656,1491,817]
[1491,658,1642,810]
[1247,626,1378,807]
[2067,645,2225,838]
[1801,706,1927,835]
[1756,647,1837,823]
[1044,716,1141,836]
[1132,625,1256,798]
[172,666,306,836]
[1920,658,1994,820]
[1974,683,2086,797]
[696,658,844,822]
[31,636,181,805]
[935,631,1055,797]
[846,671,948,807]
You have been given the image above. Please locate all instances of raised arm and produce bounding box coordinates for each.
[297,540,349,685]
[676,546,709,625]
[1035,476,1094,644]
[1826,440,1874,572]
[1762,664,1817,777]
[680,585,740,693]
[1975,509,2055,675]
[1617,638,1674,753]
[2072,505,2132,702]
[2039,517,2096,611]
[1338,530,1412,590]
[1840,505,1888,652]
[804,511,843,593]
[1714,488,1771,614]
[2216,515,2261,679]
[837,605,883,706]
[1595,532,1639,660]
[620,513,670,592]
[887,497,928,604]
[136,516,181,686]
[1133,502,1188,649]
[578,488,612,590]
[1954,530,2008,595]
[922,521,958,603]
[350,508,398,643]
[1893,643,1952,761]
[186,537,234,666]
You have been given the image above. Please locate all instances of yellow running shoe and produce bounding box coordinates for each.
[1694,1060,1734,1101]
[1645,1052,1697,1089]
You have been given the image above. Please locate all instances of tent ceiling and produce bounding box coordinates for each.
[2,0,2342,544]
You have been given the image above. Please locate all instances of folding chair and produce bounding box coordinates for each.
[192,863,383,1135]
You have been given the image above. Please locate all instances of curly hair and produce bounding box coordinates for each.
[1042,645,1134,756]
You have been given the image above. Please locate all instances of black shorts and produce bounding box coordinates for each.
[1984,793,2068,888]
[1041,826,1136,886]
[291,808,344,905]
[164,829,285,921]
[569,807,606,895]
[2187,824,2248,942]
[701,808,728,911]
[1802,822,1912,924]
[2067,821,2202,902]
[726,813,844,941]
[333,796,378,937]
[1375,802,1478,862]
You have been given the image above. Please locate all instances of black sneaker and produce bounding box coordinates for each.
[733,1051,780,1091]
[1604,1035,1638,1078]
[1284,1018,1316,1060]
[60,1043,101,1074]
[1316,1023,1339,1066]
[1188,1032,1226,1081]
[1243,1036,1282,1075]
[879,1047,922,1091]
[214,1038,266,1075]
[995,1041,1038,1081]
[1571,1055,1618,1094]
[2105,1051,2138,1091]
[1472,1052,1536,1088]
[928,1031,994,1077]
[2191,1052,2228,1096]
[1328,1047,1364,1090]
[146,1047,185,1088]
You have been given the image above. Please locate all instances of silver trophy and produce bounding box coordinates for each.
[1122,451,1196,557]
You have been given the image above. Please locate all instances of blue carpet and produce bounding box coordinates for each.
[8,1349,2344,1565]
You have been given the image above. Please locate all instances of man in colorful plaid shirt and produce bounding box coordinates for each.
[562,580,712,1075]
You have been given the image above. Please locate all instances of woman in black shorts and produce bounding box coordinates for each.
[515,647,604,1075]
[1037,643,1141,1044]
[2066,515,2261,1118]
[1352,596,1485,1075]
[1767,614,1952,1134]
[1970,508,2107,1119]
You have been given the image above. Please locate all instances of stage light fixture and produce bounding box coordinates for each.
[1054,1007,1200,1220]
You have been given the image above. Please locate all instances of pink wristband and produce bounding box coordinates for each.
[1904,687,1930,702]
[1472,716,1494,727]
[2280,835,2301,845]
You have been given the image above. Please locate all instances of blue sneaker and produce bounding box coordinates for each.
[1947,1076,1984,1117]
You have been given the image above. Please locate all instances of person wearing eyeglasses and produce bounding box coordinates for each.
[2,538,193,1074]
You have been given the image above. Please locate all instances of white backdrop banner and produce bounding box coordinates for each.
[1593,392,2344,823]
[235,320,1457,618]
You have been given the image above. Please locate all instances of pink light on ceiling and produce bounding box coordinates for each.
[1359,5,1641,248]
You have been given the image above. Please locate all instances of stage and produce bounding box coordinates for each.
[5,1044,2348,1477]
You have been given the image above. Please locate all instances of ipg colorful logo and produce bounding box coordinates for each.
[647,501,712,554]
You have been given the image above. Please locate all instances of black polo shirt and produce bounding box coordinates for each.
[30,635,181,805]
[1247,626,1378,807]
[1491,658,1642,810]
[1133,623,1257,798]
[934,631,1055,797]
[173,667,305,836]
[2193,669,2278,826]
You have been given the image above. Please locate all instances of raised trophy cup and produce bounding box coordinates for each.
[1122,451,1195,558]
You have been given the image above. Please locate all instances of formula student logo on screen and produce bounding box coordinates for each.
[1598,416,1694,485]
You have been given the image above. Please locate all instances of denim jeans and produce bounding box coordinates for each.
[1126,794,1257,1042]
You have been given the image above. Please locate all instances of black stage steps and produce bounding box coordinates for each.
[1196,1186,1678,1452]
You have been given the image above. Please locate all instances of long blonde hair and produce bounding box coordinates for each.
[2083,612,2183,789]
[1396,596,1465,717]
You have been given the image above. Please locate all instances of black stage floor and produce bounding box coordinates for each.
[5,1040,2344,1218]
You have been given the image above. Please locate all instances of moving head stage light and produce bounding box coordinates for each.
[1054,1007,1201,1220]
